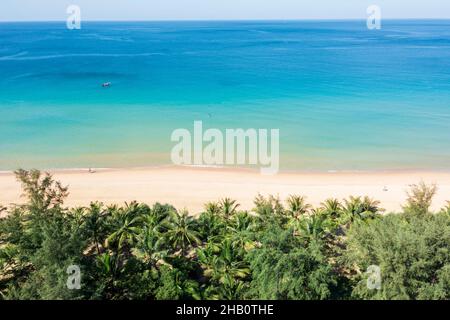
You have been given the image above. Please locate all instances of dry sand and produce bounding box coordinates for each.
[1,166,449,214]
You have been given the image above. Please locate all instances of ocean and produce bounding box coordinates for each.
[1,20,450,171]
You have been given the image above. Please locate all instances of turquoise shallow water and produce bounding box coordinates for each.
[1,20,450,171]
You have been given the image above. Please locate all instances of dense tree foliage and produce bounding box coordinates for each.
[0,170,448,300]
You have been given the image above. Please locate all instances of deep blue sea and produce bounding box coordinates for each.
[1,20,450,171]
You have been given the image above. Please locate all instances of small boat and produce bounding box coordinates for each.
[102,82,111,87]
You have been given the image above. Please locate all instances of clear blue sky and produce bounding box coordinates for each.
[1,0,449,21]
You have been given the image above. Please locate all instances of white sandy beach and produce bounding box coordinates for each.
[1,166,449,214]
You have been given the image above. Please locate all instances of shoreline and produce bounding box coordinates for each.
[1,165,450,213]
[4,164,450,175]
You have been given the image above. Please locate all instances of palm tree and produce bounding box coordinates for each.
[204,201,221,215]
[215,274,248,300]
[320,198,342,219]
[106,203,143,251]
[140,206,168,234]
[286,195,311,219]
[342,196,381,223]
[197,210,226,241]
[96,252,118,276]
[342,196,363,223]
[82,202,107,255]
[133,226,168,268]
[294,214,327,241]
[229,211,254,232]
[198,239,250,284]
[95,252,121,298]
[226,212,257,252]
[164,210,201,254]
[217,242,250,281]
[219,198,240,219]
[361,196,383,215]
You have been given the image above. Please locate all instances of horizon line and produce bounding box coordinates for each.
[1,17,450,23]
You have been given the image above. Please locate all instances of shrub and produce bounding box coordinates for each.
[343,213,450,299]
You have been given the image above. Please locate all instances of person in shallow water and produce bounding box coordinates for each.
[102,82,111,87]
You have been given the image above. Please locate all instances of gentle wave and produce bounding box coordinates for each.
[0,52,165,61]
